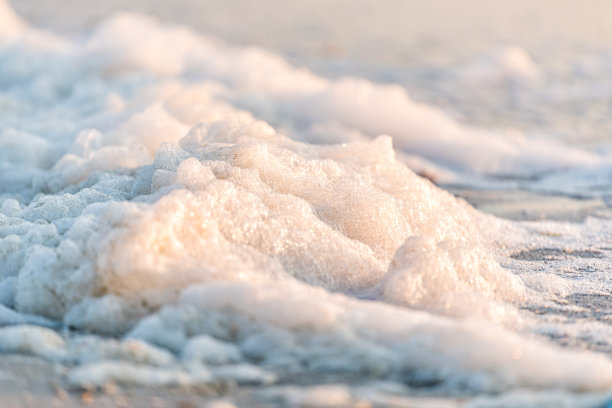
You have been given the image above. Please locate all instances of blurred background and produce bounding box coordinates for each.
[12,0,612,144]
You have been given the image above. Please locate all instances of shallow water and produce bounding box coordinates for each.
[2,1,612,407]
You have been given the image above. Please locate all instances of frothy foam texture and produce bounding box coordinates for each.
[1,0,612,399]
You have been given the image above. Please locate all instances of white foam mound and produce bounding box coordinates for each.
[160,282,612,391]
[0,325,64,358]
[380,236,525,318]
[68,361,210,388]
[1,0,612,395]
[459,46,542,85]
[14,131,522,327]
[51,9,601,175]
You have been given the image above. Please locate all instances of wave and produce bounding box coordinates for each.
[1,0,612,396]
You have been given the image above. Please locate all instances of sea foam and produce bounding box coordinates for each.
[1,0,612,396]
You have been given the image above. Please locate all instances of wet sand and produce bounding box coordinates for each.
[0,354,225,408]
[449,188,612,222]
[0,354,468,408]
